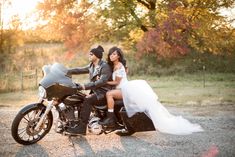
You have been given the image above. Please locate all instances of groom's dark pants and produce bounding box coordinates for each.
[80,94,106,124]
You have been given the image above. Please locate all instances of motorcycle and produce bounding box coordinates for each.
[11,63,155,145]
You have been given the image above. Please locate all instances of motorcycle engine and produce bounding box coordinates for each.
[88,116,103,135]
[58,103,79,121]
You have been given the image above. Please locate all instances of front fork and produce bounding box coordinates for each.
[34,99,55,131]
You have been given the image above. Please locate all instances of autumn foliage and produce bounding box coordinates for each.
[136,1,235,58]
[137,5,191,58]
[1,0,235,59]
[32,0,235,59]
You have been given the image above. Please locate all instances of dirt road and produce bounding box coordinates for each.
[0,103,234,157]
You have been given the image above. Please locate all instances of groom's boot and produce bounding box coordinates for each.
[99,112,117,127]
[66,121,87,135]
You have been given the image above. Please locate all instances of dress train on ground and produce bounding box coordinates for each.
[121,80,203,135]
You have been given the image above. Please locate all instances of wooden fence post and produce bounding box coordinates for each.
[35,69,38,87]
[20,69,39,91]
[21,71,23,92]
[203,65,206,88]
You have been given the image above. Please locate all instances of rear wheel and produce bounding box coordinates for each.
[11,104,53,145]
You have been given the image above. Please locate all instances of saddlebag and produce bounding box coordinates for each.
[119,107,155,132]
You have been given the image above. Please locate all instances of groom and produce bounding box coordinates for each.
[66,45,112,135]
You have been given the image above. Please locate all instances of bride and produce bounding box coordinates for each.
[100,46,203,135]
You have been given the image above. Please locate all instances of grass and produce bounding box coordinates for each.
[0,73,234,108]
[0,90,38,108]
[129,73,235,105]
[1,43,235,93]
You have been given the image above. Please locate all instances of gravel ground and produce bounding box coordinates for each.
[0,103,234,157]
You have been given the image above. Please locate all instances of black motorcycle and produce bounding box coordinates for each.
[11,63,155,145]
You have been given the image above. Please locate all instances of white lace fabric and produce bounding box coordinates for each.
[121,80,203,135]
[112,65,128,89]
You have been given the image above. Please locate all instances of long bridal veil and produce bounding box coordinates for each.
[121,80,203,135]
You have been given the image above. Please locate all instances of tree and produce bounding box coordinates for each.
[136,6,191,58]
[37,0,109,52]
[0,0,25,54]
[37,0,235,58]
[96,0,235,57]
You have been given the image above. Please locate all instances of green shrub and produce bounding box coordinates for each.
[125,51,235,76]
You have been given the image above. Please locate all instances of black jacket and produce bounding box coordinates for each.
[67,60,112,100]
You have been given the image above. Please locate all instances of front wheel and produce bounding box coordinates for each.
[11,103,53,145]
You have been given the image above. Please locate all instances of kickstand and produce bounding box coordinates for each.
[68,135,74,147]
[103,127,116,134]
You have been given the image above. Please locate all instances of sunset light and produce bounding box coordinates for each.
[1,0,234,29]
[1,0,42,29]
[0,1,235,156]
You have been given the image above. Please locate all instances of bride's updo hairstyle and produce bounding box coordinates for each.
[107,46,126,70]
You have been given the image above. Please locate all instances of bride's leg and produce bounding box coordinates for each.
[99,89,122,126]
[106,89,122,110]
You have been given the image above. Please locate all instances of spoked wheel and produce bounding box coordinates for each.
[11,104,53,145]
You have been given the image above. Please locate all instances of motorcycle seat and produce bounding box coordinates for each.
[94,105,107,110]
[94,100,124,110]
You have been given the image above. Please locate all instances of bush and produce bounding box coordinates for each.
[125,51,235,76]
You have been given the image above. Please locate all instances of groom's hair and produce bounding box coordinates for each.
[90,45,104,59]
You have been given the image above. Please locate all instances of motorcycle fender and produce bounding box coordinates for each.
[20,103,46,115]
[119,107,155,132]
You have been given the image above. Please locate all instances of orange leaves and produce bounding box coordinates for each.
[136,0,235,59]
[136,8,191,58]
[37,0,99,51]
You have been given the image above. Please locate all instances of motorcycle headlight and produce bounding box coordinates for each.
[38,86,47,99]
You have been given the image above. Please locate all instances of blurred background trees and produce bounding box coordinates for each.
[95,0,235,57]
[0,0,235,75]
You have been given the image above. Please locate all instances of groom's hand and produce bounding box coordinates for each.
[76,83,84,90]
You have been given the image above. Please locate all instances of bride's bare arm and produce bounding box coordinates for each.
[107,76,122,86]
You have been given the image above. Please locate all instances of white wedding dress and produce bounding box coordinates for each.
[113,65,203,135]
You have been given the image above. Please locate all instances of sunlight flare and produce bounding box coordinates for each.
[1,0,42,29]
